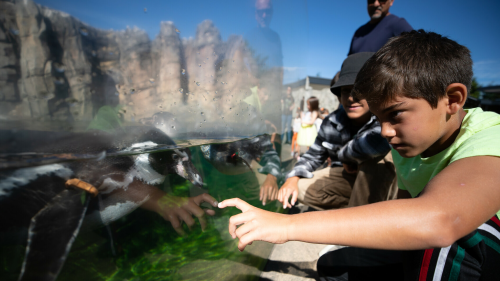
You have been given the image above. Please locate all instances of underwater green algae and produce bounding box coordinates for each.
[52,146,283,281]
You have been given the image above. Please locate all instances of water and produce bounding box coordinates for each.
[0,135,283,281]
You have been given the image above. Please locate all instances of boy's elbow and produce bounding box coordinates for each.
[425,212,465,248]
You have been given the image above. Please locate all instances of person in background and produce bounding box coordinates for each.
[314,107,329,132]
[291,106,302,160]
[296,96,320,151]
[281,87,295,144]
[348,0,412,55]
[245,0,283,149]
[320,108,329,116]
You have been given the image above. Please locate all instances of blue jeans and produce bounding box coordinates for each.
[281,114,293,142]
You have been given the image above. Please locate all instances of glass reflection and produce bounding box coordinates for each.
[0,0,306,280]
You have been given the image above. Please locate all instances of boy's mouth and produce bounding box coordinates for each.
[390,143,404,149]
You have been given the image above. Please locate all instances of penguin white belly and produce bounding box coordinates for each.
[0,164,73,197]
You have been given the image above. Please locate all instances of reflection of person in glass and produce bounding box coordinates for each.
[245,0,283,150]
[246,0,283,69]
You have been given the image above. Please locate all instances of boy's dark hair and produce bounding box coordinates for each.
[307,96,320,112]
[352,30,473,108]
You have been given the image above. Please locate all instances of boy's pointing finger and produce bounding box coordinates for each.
[218,198,253,212]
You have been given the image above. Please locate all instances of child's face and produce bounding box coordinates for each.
[258,87,269,101]
[307,101,311,111]
[369,95,451,158]
[340,85,371,121]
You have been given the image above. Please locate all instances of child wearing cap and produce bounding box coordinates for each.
[279,52,398,211]
[220,30,500,280]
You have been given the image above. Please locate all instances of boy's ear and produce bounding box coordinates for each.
[445,83,467,115]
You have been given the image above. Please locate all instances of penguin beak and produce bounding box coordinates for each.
[172,149,204,187]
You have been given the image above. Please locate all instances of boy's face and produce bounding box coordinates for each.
[340,85,371,122]
[369,95,450,158]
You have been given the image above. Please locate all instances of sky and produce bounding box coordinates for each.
[36,0,500,86]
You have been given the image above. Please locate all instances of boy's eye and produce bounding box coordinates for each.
[390,110,402,119]
[341,89,351,95]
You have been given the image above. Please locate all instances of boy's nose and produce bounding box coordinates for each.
[380,122,396,139]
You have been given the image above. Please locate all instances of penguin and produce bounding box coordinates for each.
[0,126,207,281]
[139,111,180,138]
[200,135,281,178]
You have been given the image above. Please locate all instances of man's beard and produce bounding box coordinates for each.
[371,7,383,19]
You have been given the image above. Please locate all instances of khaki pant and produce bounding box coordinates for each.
[297,152,398,210]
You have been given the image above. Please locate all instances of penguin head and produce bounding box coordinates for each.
[139,112,180,138]
[148,148,203,187]
[200,141,257,175]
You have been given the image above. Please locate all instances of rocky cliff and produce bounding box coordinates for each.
[0,0,271,131]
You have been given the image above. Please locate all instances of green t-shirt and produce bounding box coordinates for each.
[393,108,500,205]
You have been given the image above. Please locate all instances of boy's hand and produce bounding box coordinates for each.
[260,174,278,206]
[342,163,358,174]
[278,177,300,209]
[219,198,290,251]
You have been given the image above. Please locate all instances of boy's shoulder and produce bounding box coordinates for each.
[326,106,347,124]
[460,108,500,134]
[450,108,500,162]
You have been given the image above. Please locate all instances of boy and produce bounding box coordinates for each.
[220,30,500,279]
[276,52,397,211]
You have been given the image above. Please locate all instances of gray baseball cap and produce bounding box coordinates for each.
[330,52,375,97]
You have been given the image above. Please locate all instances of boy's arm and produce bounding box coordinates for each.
[256,135,282,179]
[285,128,331,180]
[256,135,282,206]
[221,156,500,251]
[337,124,391,165]
[278,126,332,208]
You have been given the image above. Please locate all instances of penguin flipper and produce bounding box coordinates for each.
[19,189,89,281]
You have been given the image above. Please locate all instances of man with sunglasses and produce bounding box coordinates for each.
[348,0,412,55]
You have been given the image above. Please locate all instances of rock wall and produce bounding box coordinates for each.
[0,0,272,130]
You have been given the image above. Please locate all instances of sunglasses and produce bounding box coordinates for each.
[256,8,273,16]
[368,0,389,4]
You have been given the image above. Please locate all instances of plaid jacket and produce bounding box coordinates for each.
[286,106,390,179]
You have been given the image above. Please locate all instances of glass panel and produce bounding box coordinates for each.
[0,0,307,280]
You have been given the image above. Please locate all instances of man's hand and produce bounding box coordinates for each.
[277,176,300,209]
[260,174,278,206]
[219,198,290,251]
[343,163,358,174]
[154,193,218,235]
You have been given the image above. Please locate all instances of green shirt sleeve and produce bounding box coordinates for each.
[450,124,500,163]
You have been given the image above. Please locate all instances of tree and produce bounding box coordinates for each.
[470,77,481,99]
